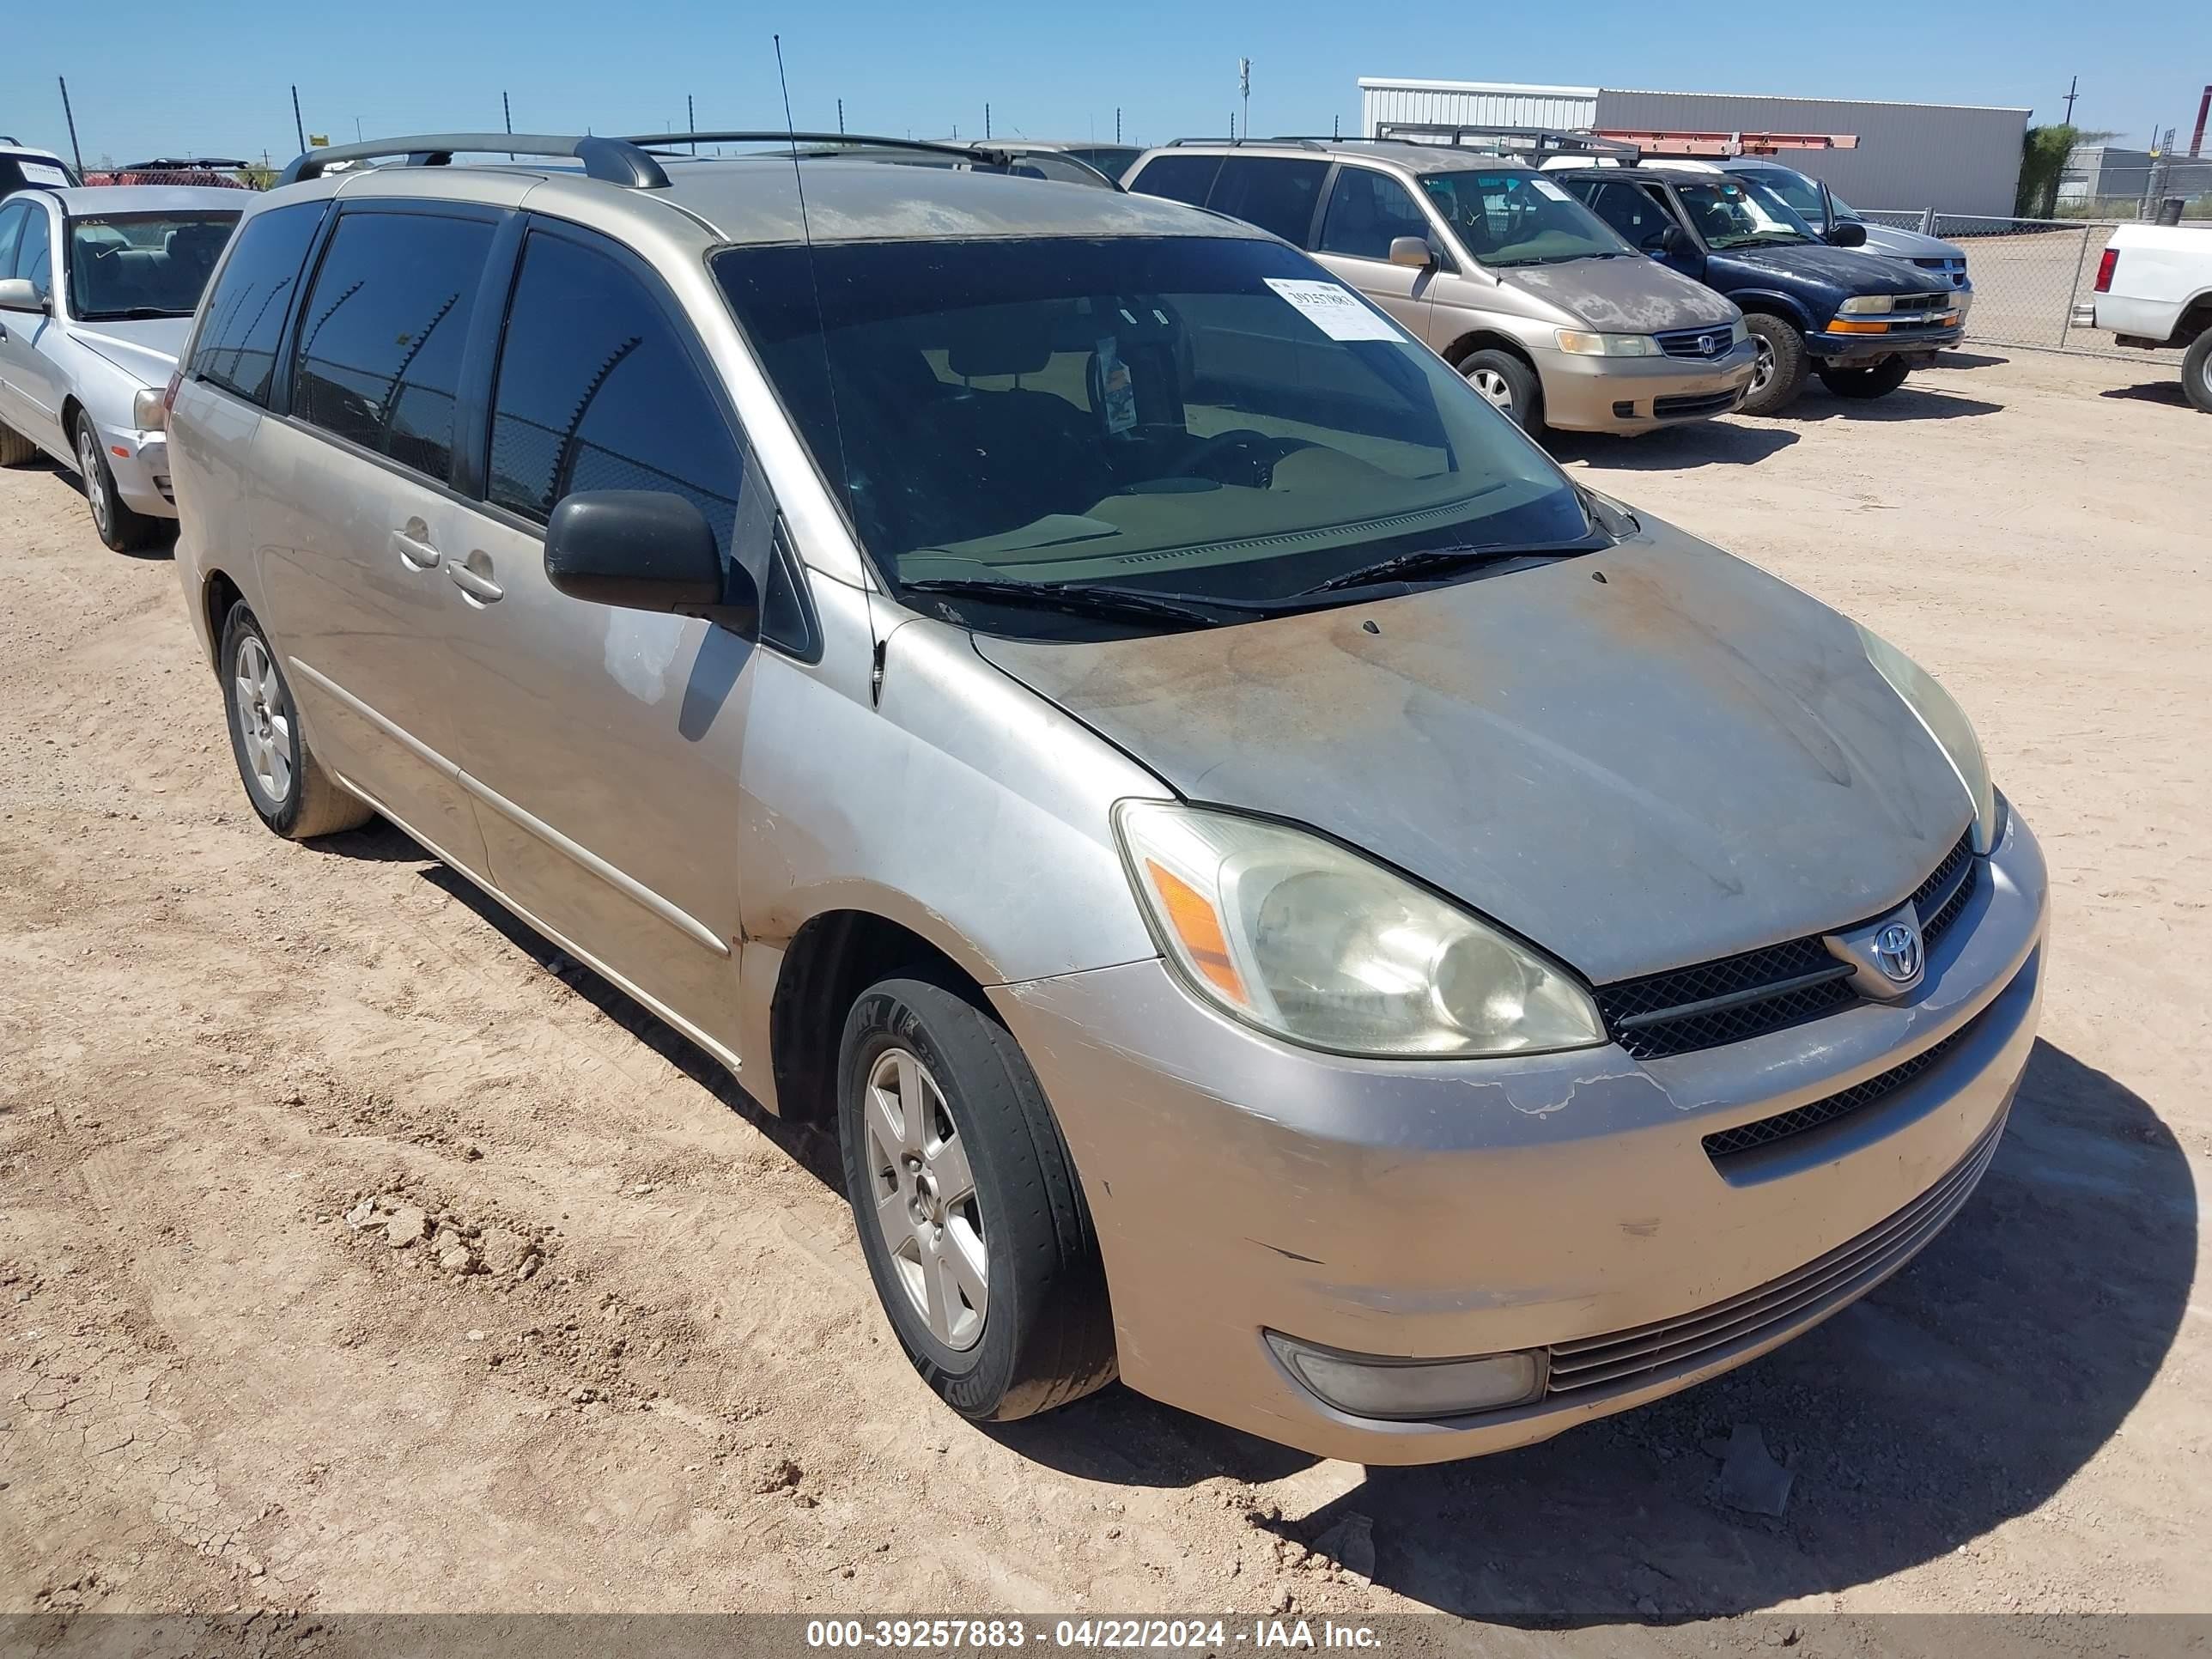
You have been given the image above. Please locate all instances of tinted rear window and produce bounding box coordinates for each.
[1127,154,1223,208]
[190,201,327,408]
[1208,158,1328,245]
[291,210,494,483]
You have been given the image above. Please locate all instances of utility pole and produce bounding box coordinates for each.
[985,103,992,140]
[2063,75,2078,124]
[291,85,306,155]
[56,76,84,174]
[1115,107,1121,144]
[837,97,845,135]
[1239,57,1251,145]
[688,94,696,153]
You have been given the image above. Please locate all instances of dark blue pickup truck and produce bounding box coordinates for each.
[1553,166,1963,414]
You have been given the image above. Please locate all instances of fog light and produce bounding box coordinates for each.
[1266,1332,1545,1420]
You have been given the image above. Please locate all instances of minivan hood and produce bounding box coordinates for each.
[974,522,1972,985]
[1719,244,1954,298]
[1496,252,1739,331]
[67,316,189,386]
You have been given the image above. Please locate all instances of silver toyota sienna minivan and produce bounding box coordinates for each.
[168,132,2047,1465]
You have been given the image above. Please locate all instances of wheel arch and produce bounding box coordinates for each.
[1437,327,1540,374]
[1730,289,1815,332]
[200,569,245,672]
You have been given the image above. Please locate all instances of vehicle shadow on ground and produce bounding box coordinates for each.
[1777,384,2004,422]
[1551,422,1799,471]
[2100,380,2192,409]
[1224,1040,2191,1625]
[24,455,178,560]
[324,825,848,1186]
[1922,350,2011,370]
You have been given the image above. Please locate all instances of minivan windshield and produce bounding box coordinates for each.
[67,211,239,319]
[1673,179,1819,249]
[715,235,1590,634]
[1419,169,1632,266]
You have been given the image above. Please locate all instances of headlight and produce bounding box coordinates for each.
[1555,329,1658,357]
[1856,625,1999,854]
[1838,295,1896,315]
[1114,801,1605,1057]
[131,387,166,430]
[1729,318,1749,343]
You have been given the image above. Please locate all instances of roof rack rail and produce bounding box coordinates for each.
[619,130,1019,165]
[1164,136,1328,150]
[276,133,671,189]
[1370,122,1641,162]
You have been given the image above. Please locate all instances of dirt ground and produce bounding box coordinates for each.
[2,349,2207,1640]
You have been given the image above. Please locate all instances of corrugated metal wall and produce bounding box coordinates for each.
[1359,79,1599,137]
[1595,89,2027,217]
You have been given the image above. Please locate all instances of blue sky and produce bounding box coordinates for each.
[8,0,2208,170]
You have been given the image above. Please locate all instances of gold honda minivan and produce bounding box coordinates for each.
[1127,139,1756,435]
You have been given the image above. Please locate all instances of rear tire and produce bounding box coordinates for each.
[0,420,37,467]
[219,601,374,840]
[2183,331,2212,416]
[1456,347,1543,434]
[837,973,1116,1422]
[1739,315,1810,415]
[74,414,165,552]
[1817,356,1912,400]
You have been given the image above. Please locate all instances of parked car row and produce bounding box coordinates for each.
[75,130,2045,1465]
[1120,138,1966,422]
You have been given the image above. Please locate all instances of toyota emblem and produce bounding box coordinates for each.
[1874,920,1924,984]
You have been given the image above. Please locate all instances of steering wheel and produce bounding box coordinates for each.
[1168,429,1316,489]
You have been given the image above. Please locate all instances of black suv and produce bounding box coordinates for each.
[1553,166,1961,414]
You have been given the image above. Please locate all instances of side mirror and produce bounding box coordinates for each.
[1388,235,1435,270]
[544,490,752,623]
[1825,220,1869,248]
[1657,223,1690,256]
[0,277,48,314]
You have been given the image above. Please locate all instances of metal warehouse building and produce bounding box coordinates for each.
[1358,78,2028,217]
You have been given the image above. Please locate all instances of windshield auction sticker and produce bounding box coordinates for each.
[1262,278,1400,342]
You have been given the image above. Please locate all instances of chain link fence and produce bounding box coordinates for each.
[1860,210,2185,361]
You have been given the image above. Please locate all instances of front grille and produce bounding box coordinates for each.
[1700,1022,1972,1161]
[1543,1109,2003,1400]
[1656,325,1736,360]
[1912,257,1970,288]
[1593,829,1975,1061]
[1653,390,1741,419]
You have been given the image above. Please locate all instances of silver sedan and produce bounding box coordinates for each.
[0,185,241,550]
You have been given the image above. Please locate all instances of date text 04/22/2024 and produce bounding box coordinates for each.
[804,1618,1385,1650]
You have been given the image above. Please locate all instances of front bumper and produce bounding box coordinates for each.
[1534,338,1758,434]
[98,428,175,518]
[1810,322,1965,363]
[994,807,2047,1465]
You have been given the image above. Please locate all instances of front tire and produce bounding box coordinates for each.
[1739,315,1811,415]
[75,414,165,552]
[219,601,374,839]
[1817,356,1912,400]
[2184,331,2212,416]
[837,974,1115,1422]
[1457,347,1543,433]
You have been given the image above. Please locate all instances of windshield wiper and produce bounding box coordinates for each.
[82,307,190,320]
[902,576,1247,630]
[1299,538,1603,596]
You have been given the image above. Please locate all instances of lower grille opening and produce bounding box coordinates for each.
[1655,390,1741,418]
[1702,1019,1976,1163]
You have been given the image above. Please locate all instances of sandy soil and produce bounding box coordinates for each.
[2,349,2207,1638]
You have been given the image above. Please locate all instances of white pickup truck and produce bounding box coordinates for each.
[2073,222,2212,412]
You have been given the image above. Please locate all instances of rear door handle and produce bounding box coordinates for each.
[448,551,503,604]
[391,526,441,569]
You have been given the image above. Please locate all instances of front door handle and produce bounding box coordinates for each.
[391,525,441,569]
[448,550,503,604]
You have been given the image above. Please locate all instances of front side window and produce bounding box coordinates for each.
[488,230,744,559]
[1671,179,1818,249]
[1208,158,1329,245]
[1060,146,1142,182]
[1745,167,1828,223]
[66,212,239,320]
[191,202,327,408]
[715,235,1587,638]
[291,210,494,483]
[0,202,26,277]
[1419,170,1631,267]
[1316,168,1431,262]
[12,201,52,297]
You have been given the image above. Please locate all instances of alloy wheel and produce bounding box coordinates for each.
[231,635,294,807]
[1750,337,1776,395]
[862,1047,988,1352]
[76,427,112,540]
